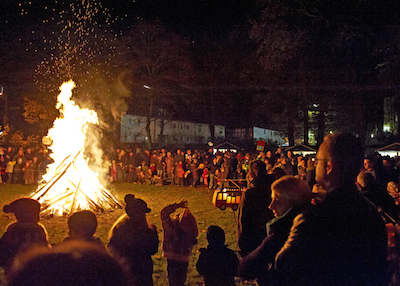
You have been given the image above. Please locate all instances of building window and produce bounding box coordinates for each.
[198,125,202,132]
[128,118,133,125]
[173,123,176,129]
[233,129,245,138]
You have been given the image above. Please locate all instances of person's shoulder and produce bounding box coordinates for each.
[111,215,130,230]
[7,221,42,230]
[89,236,105,246]
[199,247,208,254]
[148,223,157,232]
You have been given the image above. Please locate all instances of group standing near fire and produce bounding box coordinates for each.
[1,132,400,285]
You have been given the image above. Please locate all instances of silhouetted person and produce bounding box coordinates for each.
[197,225,238,286]
[0,198,49,275]
[357,172,400,220]
[9,241,131,286]
[237,160,274,256]
[275,132,388,286]
[108,194,159,286]
[161,199,198,286]
[62,210,104,248]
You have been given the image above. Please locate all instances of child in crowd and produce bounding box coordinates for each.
[0,198,49,275]
[202,166,209,188]
[23,161,34,185]
[108,194,159,286]
[138,161,149,184]
[110,160,117,182]
[196,225,238,286]
[161,199,198,286]
[178,162,185,187]
[62,210,104,247]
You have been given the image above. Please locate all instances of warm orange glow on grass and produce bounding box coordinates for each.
[31,80,120,215]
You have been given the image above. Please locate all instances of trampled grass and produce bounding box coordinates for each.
[0,183,241,286]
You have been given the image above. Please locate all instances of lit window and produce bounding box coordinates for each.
[383,125,390,132]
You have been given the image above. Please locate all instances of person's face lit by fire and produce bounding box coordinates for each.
[269,189,293,217]
[364,159,373,170]
[315,142,330,186]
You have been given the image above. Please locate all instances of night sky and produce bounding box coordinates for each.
[1,0,257,42]
[0,0,257,133]
[1,0,400,141]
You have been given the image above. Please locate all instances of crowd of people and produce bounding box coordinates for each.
[105,146,318,190]
[0,146,52,185]
[0,144,315,189]
[2,132,400,285]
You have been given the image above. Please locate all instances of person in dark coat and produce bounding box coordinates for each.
[108,194,159,286]
[239,176,312,285]
[0,198,49,275]
[237,160,274,256]
[197,225,239,286]
[357,171,400,220]
[62,210,104,248]
[275,132,388,286]
[12,149,26,184]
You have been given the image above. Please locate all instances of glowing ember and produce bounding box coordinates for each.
[31,80,121,215]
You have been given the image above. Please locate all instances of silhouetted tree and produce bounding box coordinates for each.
[122,20,193,149]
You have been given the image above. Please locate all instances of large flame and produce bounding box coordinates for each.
[31,80,120,215]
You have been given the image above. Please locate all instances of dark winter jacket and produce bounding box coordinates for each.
[0,221,49,274]
[239,205,309,285]
[275,185,388,286]
[237,175,274,256]
[108,215,159,286]
[197,244,238,286]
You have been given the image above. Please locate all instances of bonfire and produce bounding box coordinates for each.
[31,81,121,216]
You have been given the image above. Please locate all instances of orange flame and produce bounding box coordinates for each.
[31,80,120,215]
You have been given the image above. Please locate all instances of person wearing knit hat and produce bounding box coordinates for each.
[3,198,41,222]
[0,198,49,276]
[108,194,159,286]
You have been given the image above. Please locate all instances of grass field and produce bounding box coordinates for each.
[0,183,242,286]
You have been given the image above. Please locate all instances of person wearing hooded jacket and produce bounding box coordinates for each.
[161,199,198,286]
